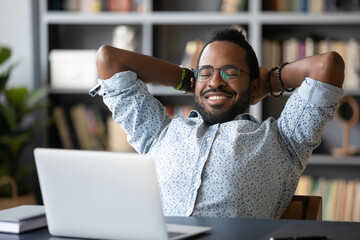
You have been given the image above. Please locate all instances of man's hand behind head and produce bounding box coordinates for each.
[250,67,272,105]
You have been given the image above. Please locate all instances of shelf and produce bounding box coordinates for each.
[44,11,360,25]
[149,12,251,25]
[280,89,360,97]
[309,154,360,166]
[344,89,360,96]
[259,12,360,24]
[49,88,92,95]
[41,0,360,159]
[49,85,193,97]
[44,11,252,25]
[43,12,147,24]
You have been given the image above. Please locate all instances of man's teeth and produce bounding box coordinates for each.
[208,96,228,100]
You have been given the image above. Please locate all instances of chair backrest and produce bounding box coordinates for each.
[280,195,322,220]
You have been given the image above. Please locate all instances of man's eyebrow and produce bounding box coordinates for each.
[198,64,212,68]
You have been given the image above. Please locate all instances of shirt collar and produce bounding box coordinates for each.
[188,110,258,124]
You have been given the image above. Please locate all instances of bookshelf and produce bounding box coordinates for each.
[39,0,360,221]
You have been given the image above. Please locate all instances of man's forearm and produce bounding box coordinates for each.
[96,45,182,87]
[270,51,345,93]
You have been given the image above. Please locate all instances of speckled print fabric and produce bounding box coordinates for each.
[93,71,343,219]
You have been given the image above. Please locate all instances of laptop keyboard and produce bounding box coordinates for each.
[168,231,185,238]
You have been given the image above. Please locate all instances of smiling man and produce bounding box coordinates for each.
[91,27,344,219]
[194,39,256,124]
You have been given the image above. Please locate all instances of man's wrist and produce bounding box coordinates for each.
[175,67,195,92]
[267,62,295,98]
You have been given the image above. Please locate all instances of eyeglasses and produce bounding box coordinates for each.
[195,65,250,83]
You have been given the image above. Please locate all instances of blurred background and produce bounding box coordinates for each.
[1,0,360,222]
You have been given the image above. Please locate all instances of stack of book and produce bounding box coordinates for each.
[262,38,360,89]
[0,205,47,234]
[53,105,107,151]
[49,0,147,13]
[295,175,360,222]
[262,0,359,12]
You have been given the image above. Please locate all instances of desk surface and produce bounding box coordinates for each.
[4,216,360,240]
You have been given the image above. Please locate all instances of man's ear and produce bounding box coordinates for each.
[250,78,260,105]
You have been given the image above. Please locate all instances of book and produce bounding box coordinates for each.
[335,179,346,221]
[353,181,360,222]
[70,104,94,150]
[305,37,315,57]
[53,106,74,149]
[180,39,205,70]
[282,37,299,63]
[295,175,313,195]
[344,39,360,89]
[107,116,135,152]
[344,180,356,221]
[70,105,107,150]
[220,0,247,13]
[277,0,289,12]
[0,205,47,234]
[327,179,339,221]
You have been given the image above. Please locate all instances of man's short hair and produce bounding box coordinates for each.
[197,27,259,81]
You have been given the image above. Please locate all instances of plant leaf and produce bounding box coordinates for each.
[5,88,28,119]
[0,104,17,134]
[0,47,11,65]
[0,133,31,159]
[0,63,17,93]
[25,88,48,109]
[24,100,50,116]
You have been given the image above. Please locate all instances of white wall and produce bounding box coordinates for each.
[0,0,37,89]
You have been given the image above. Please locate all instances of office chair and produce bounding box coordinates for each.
[280,195,322,220]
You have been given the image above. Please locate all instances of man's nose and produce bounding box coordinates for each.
[208,70,227,89]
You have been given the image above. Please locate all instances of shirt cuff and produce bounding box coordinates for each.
[297,77,344,107]
[88,70,138,96]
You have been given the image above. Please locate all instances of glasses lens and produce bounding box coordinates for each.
[198,66,213,82]
[221,66,240,82]
[197,65,241,82]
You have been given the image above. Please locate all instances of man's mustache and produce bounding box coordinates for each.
[200,86,236,97]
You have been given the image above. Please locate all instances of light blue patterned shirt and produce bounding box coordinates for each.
[92,70,343,219]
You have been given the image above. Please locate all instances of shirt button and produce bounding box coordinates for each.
[206,137,211,142]
[186,209,192,215]
[193,181,199,187]
[200,157,205,161]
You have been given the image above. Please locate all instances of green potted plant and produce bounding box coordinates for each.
[0,45,49,209]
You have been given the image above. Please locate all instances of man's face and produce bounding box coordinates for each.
[194,41,252,124]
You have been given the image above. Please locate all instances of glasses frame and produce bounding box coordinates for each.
[195,65,250,83]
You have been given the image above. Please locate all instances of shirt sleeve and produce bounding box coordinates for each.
[277,77,344,169]
[92,70,171,154]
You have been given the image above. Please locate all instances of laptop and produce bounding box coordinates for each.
[34,148,211,240]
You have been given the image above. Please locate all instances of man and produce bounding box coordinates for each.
[90,27,344,219]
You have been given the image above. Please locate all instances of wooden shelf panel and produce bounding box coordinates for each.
[309,154,360,166]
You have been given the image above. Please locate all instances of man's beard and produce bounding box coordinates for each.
[194,86,251,125]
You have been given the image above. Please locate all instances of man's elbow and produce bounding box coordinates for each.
[96,45,112,66]
[323,51,345,88]
[97,45,128,80]
[96,45,113,79]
